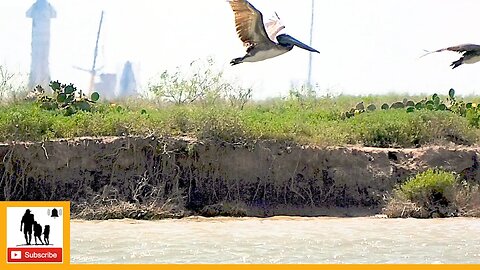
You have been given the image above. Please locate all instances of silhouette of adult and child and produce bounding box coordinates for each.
[20,209,51,245]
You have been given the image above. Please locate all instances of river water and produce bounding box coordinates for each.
[71,217,480,264]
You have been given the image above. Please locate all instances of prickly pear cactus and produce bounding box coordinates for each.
[36,81,101,116]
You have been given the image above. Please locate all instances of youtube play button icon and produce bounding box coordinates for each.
[10,250,22,260]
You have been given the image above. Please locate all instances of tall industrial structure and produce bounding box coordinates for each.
[118,61,137,97]
[26,0,56,90]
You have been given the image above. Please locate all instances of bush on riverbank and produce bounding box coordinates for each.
[383,169,480,218]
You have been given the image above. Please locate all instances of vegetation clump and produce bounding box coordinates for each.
[383,169,480,218]
[149,58,252,109]
[342,88,480,129]
[35,81,100,116]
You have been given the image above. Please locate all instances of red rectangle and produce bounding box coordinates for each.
[7,247,62,263]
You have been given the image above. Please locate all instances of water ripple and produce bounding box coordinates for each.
[71,217,480,264]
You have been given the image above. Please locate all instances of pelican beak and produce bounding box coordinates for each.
[277,34,320,53]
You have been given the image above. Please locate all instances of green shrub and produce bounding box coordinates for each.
[466,107,480,128]
[384,169,459,218]
[340,110,475,147]
[399,169,456,203]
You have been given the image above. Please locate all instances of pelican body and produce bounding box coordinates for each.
[422,44,480,69]
[228,0,319,66]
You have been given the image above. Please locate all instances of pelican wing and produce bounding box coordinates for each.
[443,44,480,53]
[229,0,273,49]
[421,43,480,58]
[265,12,286,41]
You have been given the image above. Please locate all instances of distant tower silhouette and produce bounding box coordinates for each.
[118,61,137,97]
[26,0,56,90]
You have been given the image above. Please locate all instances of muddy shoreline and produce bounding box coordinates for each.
[1,136,479,219]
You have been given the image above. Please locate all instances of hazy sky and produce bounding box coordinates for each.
[1,0,480,99]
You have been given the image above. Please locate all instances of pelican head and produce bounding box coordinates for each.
[276,34,320,53]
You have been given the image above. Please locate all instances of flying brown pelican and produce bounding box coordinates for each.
[421,44,480,69]
[228,0,320,66]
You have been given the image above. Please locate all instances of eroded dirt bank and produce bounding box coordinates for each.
[0,136,478,218]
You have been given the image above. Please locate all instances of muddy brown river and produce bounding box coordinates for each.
[70,217,480,264]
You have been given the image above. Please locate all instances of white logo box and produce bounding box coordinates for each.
[7,207,64,249]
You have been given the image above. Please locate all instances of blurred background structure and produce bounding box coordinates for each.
[26,0,56,90]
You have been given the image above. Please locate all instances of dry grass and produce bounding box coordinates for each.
[72,199,186,220]
[382,196,430,218]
